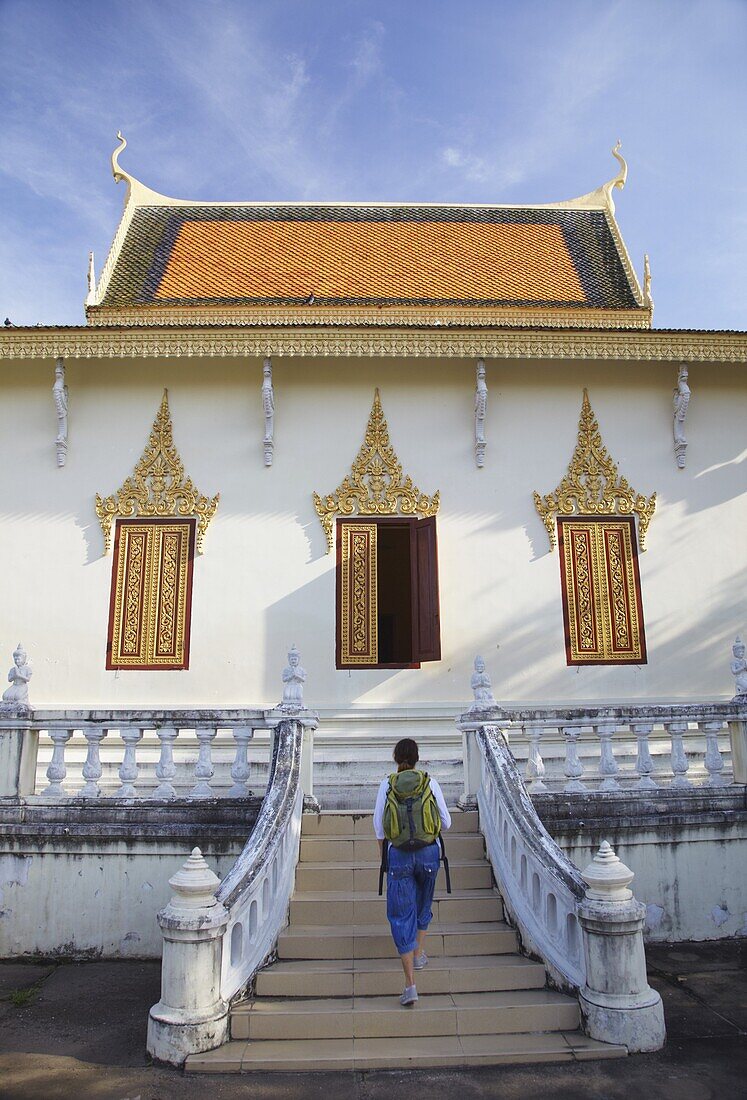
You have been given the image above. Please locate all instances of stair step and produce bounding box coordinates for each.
[289,888,502,926]
[231,989,580,1041]
[300,834,485,863]
[278,921,518,959]
[255,954,547,998]
[186,1031,627,1073]
[295,858,493,892]
[301,810,479,837]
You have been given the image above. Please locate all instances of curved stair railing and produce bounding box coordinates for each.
[147,707,318,1066]
[475,724,586,991]
[216,717,305,1001]
[462,714,667,1051]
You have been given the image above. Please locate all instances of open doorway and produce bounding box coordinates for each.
[336,517,440,669]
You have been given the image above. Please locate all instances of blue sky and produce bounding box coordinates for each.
[1,0,745,328]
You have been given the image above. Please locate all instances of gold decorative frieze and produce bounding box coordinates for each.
[533,389,656,550]
[2,327,746,362]
[85,304,653,330]
[95,389,219,554]
[313,389,440,553]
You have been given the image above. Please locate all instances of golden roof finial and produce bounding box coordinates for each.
[85,251,97,308]
[643,253,653,313]
[111,131,129,185]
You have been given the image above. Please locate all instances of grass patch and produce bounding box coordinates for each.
[8,987,36,1007]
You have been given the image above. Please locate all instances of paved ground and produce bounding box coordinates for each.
[0,940,744,1099]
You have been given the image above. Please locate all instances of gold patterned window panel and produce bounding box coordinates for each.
[558,517,647,665]
[337,522,378,667]
[107,518,195,670]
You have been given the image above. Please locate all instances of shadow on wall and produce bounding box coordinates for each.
[262,531,743,708]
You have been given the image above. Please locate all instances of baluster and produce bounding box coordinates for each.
[524,724,548,793]
[152,726,179,799]
[190,727,217,799]
[632,721,657,790]
[700,720,729,786]
[79,726,108,797]
[562,725,586,792]
[118,727,143,798]
[595,722,621,791]
[666,720,692,787]
[228,726,253,798]
[43,728,73,797]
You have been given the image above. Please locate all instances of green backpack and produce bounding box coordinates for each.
[382,770,441,850]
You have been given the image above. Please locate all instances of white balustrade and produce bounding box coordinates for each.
[461,717,666,1050]
[43,727,72,797]
[191,726,217,799]
[118,727,143,798]
[228,726,253,798]
[595,721,621,791]
[632,721,657,790]
[460,704,740,795]
[562,724,586,792]
[700,720,728,786]
[152,726,178,799]
[666,720,692,787]
[218,716,309,1000]
[524,723,547,793]
[79,727,107,797]
[473,723,586,990]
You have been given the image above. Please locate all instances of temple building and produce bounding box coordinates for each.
[1,138,745,1073]
[2,140,745,756]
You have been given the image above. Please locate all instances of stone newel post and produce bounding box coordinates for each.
[577,842,665,1052]
[147,848,229,1066]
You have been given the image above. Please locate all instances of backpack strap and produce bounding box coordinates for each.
[382,774,401,841]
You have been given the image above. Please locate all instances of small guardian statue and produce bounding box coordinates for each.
[2,643,32,708]
[470,655,496,711]
[280,645,306,711]
[262,357,275,466]
[731,636,747,699]
[673,364,690,469]
[475,360,487,468]
[53,358,68,467]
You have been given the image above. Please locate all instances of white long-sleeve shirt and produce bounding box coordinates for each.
[373,773,452,840]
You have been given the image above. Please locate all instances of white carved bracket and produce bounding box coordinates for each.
[53,357,68,467]
[475,359,487,467]
[673,364,690,469]
[262,357,275,466]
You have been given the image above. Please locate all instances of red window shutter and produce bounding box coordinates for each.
[415,516,441,663]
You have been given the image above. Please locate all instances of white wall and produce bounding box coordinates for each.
[1,353,744,711]
[1,821,743,957]
[557,824,747,943]
[0,838,242,958]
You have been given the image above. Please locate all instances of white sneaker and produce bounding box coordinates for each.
[414,952,428,970]
[400,985,418,1006]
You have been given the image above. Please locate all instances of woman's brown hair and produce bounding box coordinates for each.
[393,738,419,772]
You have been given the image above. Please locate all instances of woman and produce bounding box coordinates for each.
[373,738,451,1006]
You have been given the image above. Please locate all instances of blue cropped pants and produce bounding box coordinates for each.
[385,842,440,955]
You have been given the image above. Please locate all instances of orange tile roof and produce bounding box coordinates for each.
[156,219,587,305]
[98,204,642,312]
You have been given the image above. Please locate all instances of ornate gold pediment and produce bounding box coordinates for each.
[533,389,656,550]
[95,390,219,554]
[313,389,440,553]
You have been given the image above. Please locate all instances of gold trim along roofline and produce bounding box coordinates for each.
[1,326,746,362]
[86,305,652,329]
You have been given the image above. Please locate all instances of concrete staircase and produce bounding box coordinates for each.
[187,811,626,1073]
